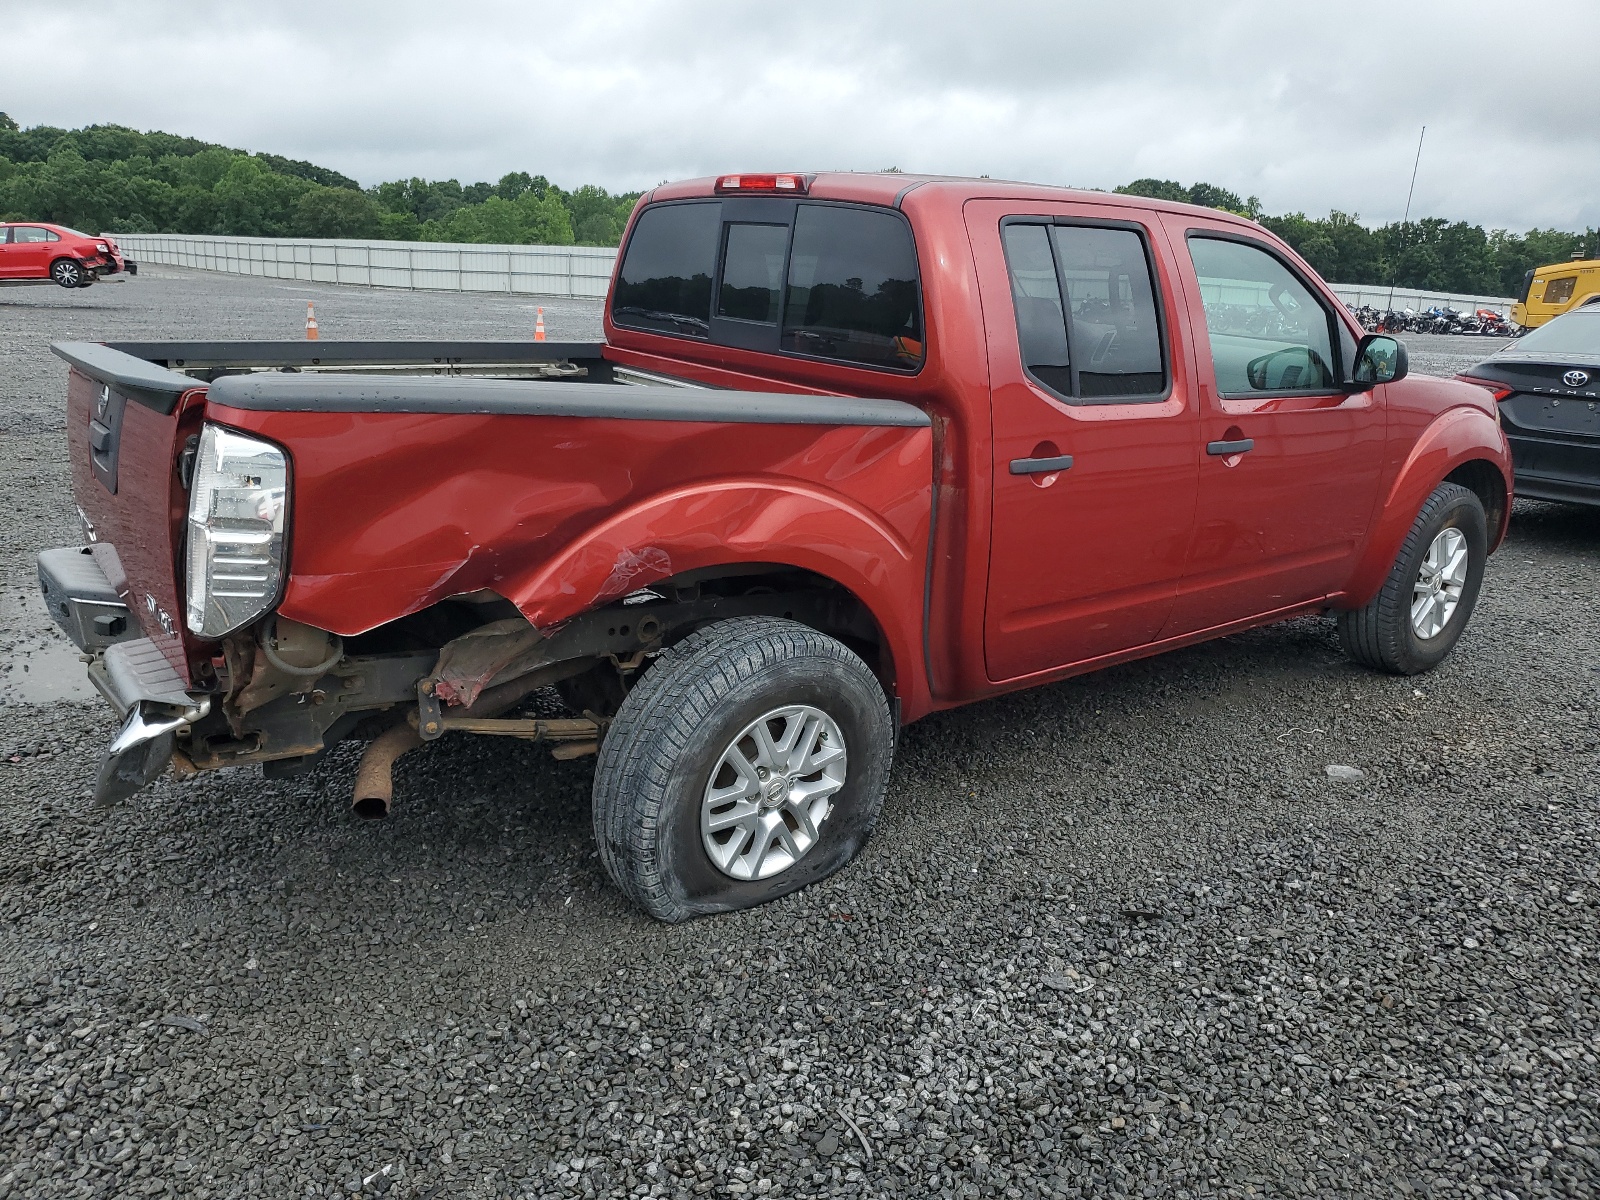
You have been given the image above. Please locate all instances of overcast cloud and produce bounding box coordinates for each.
[7,0,1598,231]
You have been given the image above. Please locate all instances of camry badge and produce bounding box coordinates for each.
[1564,370,1591,387]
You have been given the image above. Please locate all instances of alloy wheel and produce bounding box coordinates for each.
[700,704,847,881]
[1411,527,1468,640]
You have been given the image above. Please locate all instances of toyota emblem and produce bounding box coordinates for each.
[1564,369,1591,388]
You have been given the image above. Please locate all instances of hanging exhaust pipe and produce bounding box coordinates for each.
[352,722,422,819]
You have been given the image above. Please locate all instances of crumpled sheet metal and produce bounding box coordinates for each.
[430,617,551,709]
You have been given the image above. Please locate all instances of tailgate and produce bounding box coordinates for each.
[55,343,209,683]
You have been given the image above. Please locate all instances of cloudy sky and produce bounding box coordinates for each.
[8,0,1599,231]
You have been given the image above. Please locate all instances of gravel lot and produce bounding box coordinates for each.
[2,271,1598,1200]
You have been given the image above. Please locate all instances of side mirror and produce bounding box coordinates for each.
[1245,345,1330,391]
[1350,334,1407,390]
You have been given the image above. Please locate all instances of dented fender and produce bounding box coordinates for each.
[1340,403,1512,609]
[498,474,933,710]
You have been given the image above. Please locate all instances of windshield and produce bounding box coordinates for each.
[1509,309,1600,356]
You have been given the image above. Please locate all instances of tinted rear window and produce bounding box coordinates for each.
[717,223,788,323]
[782,206,922,369]
[611,198,923,372]
[612,202,722,338]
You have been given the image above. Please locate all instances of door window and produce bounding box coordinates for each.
[1001,221,1167,402]
[12,226,54,244]
[1187,236,1338,395]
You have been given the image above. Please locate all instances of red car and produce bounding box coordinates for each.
[0,221,136,288]
[39,172,1511,920]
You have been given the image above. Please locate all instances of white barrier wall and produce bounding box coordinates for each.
[113,234,619,299]
[112,234,1518,315]
[1329,284,1515,316]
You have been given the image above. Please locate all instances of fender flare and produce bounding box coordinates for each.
[1341,405,1511,608]
[497,476,930,705]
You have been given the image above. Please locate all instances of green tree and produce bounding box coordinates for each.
[291,186,384,237]
[1115,178,1191,203]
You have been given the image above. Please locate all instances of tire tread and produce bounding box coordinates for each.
[593,617,891,922]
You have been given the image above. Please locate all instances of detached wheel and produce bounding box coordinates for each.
[1338,481,1487,674]
[593,616,893,922]
[50,258,84,288]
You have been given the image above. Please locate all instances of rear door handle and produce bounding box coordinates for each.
[1206,438,1254,456]
[1009,454,1074,475]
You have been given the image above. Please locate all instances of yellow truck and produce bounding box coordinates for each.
[1513,256,1600,328]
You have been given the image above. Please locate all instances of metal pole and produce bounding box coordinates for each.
[1387,125,1427,316]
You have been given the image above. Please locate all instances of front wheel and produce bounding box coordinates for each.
[50,258,84,288]
[592,617,894,922]
[1338,481,1487,674]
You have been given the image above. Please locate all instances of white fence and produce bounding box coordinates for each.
[113,234,618,299]
[1328,283,1514,316]
[112,234,1519,315]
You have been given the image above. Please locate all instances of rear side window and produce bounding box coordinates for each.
[1002,221,1167,402]
[782,206,923,369]
[12,226,53,244]
[612,199,923,372]
[612,202,722,338]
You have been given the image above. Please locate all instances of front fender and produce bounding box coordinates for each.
[500,476,932,710]
[1341,404,1512,608]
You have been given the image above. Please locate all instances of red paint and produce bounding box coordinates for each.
[66,174,1512,725]
[0,222,128,280]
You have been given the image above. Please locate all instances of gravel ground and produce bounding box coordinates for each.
[2,272,1598,1199]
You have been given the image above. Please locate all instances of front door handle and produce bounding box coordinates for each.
[1009,454,1074,475]
[1206,438,1254,456]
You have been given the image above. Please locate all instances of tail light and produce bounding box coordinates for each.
[1456,374,1515,402]
[714,173,809,194]
[185,424,290,637]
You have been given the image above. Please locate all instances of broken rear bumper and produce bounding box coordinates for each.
[36,546,211,804]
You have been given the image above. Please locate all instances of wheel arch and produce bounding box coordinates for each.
[1341,405,1512,609]
[495,479,932,717]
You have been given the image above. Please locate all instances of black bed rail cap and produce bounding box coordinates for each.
[52,342,198,414]
[207,372,932,428]
[102,339,610,370]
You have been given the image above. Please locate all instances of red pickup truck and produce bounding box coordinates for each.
[39,172,1512,921]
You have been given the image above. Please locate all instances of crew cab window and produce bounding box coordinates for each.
[613,199,923,373]
[1001,221,1166,402]
[717,223,788,323]
[12,227,54,244]
[1188,236,1337,395]
[782,205,923,370]
[612,202,722,338]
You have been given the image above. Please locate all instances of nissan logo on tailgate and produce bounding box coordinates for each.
[1564,370,1591,387]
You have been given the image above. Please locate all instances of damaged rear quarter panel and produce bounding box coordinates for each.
[205,404,934,695]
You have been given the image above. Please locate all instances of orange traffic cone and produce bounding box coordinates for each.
[534,307,546,342]
[305,301,320,341]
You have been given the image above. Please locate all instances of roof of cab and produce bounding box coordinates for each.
[644,172,1262,231]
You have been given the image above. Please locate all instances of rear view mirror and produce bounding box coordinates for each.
[1351,334,1408,389]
